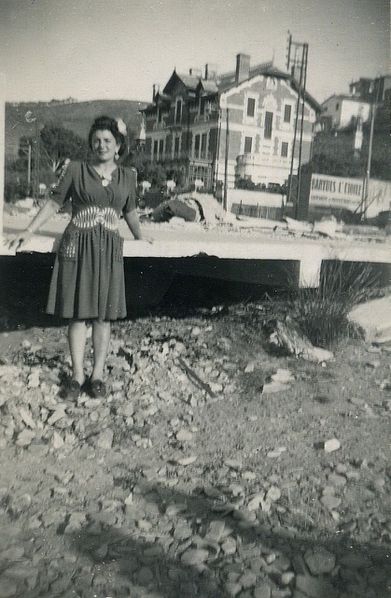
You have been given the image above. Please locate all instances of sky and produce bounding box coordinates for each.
[0,0,389,105]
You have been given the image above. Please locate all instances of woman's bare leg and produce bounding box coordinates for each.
[91,319,111,381]
[68,320,87,385]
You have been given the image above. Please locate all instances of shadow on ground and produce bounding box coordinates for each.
[62,481,390,598]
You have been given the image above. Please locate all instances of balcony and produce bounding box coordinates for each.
[236,153,260,167]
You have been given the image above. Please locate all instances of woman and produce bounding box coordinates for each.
[9,116,151,399]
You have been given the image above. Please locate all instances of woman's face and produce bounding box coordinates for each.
[91,129,120,163]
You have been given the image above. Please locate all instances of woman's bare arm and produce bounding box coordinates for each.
[8,198,60,250]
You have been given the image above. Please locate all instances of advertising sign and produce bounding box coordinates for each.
[309,173,391,217]
[309,174,363,212]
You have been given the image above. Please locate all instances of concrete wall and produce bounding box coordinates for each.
[0,74,4,236]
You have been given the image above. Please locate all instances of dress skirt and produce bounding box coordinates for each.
[46,224,126,321]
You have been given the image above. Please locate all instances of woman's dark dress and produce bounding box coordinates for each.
[46,161,136,321]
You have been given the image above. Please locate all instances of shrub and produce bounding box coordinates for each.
[289,261,379,347]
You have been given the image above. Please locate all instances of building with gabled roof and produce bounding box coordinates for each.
[141,53,320,189]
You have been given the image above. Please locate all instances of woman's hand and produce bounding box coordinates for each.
[137,236,154,244]
[7,229,34,252]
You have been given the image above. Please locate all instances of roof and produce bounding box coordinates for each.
[163,71,200,95]
[217,61,320,112]
[197,79,219,94]
[147,60,321,114]
[321,94,371,106]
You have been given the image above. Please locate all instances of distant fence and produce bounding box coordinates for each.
[231,203,283,221]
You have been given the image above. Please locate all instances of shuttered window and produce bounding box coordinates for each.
[194,134,200,158]
[244,136,253,154]
[247,97,256,117]
[264,111,273,139]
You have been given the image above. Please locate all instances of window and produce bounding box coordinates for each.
[194,134,200,158]
[264,111,273,139]
[336,102,339,110]
[244,136,253,154]
[201,133,207,158]
[153,140,158,159]
[175,99,182,124]
[247,97,256,118]
[284,105,291,123]
[174,135,180,157]
[281,142,288,157]
[159,138,164,157]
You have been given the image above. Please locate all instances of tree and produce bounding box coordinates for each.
[40,124,88,172]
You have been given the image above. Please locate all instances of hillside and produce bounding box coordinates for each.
[5,99,147,157]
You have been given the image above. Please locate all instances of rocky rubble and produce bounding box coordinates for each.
[0,307,390,597]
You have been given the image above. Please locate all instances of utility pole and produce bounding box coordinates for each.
[360,78,379,220]
[286,32,309,219]
[223,107,229,211]
[296,43,308,218]
[27,143,32,194]
[34,119,40,200]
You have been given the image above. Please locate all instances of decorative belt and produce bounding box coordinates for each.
[71,207,120,230]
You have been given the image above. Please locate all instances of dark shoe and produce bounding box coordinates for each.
[60,378,82,400]
[89,379,106,398]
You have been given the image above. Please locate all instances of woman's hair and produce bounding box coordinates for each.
[88,115,127,156]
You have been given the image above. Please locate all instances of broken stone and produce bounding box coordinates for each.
[239,571,257,589]
[175,455,197,466]
[176,429,193,442]
[173,522,193,540]
[63,512,87,534]
[262,381,288,394]
[321,494,341,511]
[242,470,256,480]
[253,586,272,598]
[19,408,36,429]
[324,438,341,453]
[51,431,64,449]
[180,548,209,566]
[165,503,187,517]
[27,370,40,388]
[15,429,35,447]
[247,493,264,511]
[222,537,237,555]
[272,369,295,384]
[205,520,226,543]
[94,428,114,450]
[224,459,242,470]
[281,571,295,585]
[137,519,153,531]
[225,582,242,597]
[266,486,281,502]
[328,473,346,487]
[304,547,336,575]
[267,446,286,458]
[10,493,31,515]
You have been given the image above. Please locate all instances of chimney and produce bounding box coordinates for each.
[205,63,218,80]
[152,84,159,102]
[235,53,250,84]
[189,67,202,77]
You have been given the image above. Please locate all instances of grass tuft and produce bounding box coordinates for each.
[289,261,380,347]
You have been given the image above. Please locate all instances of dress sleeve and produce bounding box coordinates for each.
[49,159,74,207]
[123,168,137,214]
